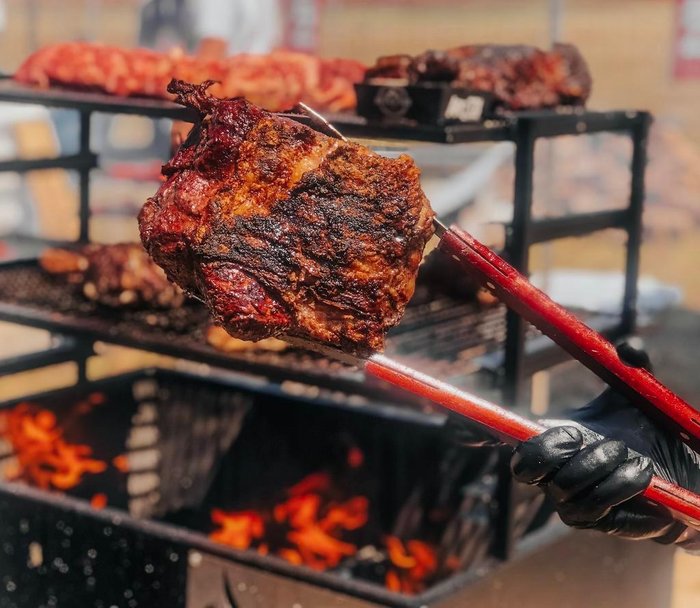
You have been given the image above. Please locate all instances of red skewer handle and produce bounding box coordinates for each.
[366,354,700,531]
[437,226,700,455]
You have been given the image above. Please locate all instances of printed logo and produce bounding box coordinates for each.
[444,95,485,122]
[374,87,412,118]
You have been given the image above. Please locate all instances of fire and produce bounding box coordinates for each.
[287,525,357,570]
[207,446,439,595]
[278,487,368,571]
[384,536,438,595]
[287,471,331,496]
[209,446,370,574]
[90,493,108,509]
[210,470,368,572]
[347,446,364,468]
[210,510,264,550]
[75,392,106,415]
[112,454,130,473]
[0,403,107,490]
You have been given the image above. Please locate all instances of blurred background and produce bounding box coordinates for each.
[0,1,698,605]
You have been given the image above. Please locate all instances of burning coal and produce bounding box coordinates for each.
[384,536,438,594]
[208,447,440,595]
[0,402,107,490]
[209,470,369,570]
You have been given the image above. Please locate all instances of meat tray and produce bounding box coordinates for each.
[354,82,496,125]
[0,79,644,144]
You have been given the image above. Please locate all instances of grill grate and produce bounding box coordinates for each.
[0,261,517,393]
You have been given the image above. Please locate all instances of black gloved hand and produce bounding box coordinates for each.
[448,341,700,547]
[511,342,700,545]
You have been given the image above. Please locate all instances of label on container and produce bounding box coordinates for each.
[444,94,486,122]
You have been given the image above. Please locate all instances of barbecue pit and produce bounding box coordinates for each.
[0,81,662,607]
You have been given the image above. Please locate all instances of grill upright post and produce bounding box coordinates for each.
[502,119,536,408]
[620,113,650,335]
[78,110,92,243]
[496,119,536,563]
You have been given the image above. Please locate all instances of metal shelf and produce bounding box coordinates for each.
[526,209,630,245]
[0,80,650,411]
[0,257,516,403]
[0,81,645,145]
[0,153,98,173]
[0,80,194,120]
[0,335,91,377]
[329,108,646,144]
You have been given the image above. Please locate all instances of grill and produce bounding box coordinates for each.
[0,259,513,396]
[0,370,676,608]
[0,81,660,607]
[0,81,649,404]
[0,370,512,607]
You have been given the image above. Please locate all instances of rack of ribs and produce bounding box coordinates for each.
[365,43,592,110]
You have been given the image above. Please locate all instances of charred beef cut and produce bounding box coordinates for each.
[365,43,592,110]
[139,80,434,355]
[40,243,185,308]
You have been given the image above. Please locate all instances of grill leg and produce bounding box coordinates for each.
[620,114,650,335]
[492,447,516,560]
[78,110,92,243]
[503,120,536,408]
[494,120,536,563]
[76,355,88,383]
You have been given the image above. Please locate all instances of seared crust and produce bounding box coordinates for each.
[139,80,434,355]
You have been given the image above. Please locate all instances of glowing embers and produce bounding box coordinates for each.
[209,470,369,571]
[0,400,107,490]
[208,448,440,595]
[210,510,264,550]
[384,536,438,595]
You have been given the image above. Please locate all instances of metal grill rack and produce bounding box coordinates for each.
[0,258,514,401]
[0,79,648,408]
[0,368,541,607]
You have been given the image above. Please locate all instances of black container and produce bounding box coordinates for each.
[0,371,675,608]
[354,83,496,125]
[0,369,510,608]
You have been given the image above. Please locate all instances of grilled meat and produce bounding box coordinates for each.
[139,80,434,355]
[364,54,414,82]
[40,243,185,308]
[365,43,591,110]
[15,42,365,112]
[206,326,288,353]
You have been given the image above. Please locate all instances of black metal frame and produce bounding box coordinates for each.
[0,367,497,608]
[0,82,649,410]
[0,82,650,569]
[0,335,91,380]
[501,110,651,406]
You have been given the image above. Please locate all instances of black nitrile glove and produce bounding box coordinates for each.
[450,341,700,548]
[514,342,700,546]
